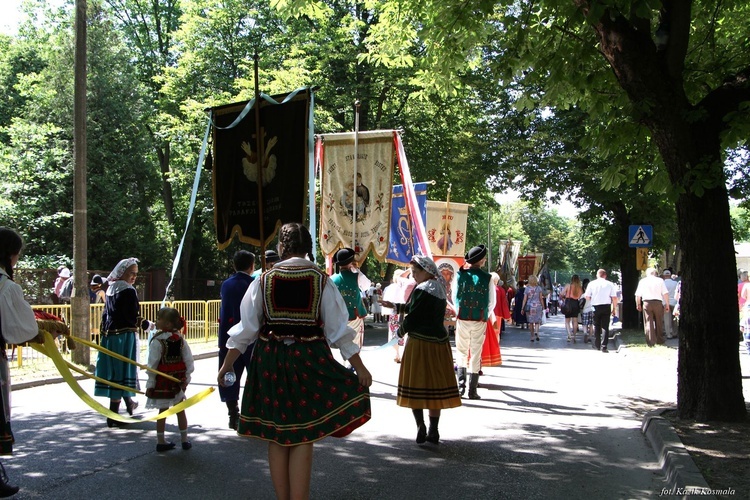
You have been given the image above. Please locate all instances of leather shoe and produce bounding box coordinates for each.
[601,347,609,353]
[156,442,176,452]
[181,441,192,450]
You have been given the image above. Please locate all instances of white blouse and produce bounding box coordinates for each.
[227,257,360,361]
[0,270,39,345]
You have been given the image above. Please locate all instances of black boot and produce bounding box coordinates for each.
[468,373,481,400]
[457,367,467,397]
[0,462,18,498]
[107,400,122,428]
[412,409,426,444]
[227,402,240,430]
[426,416,440,444]
[124,397,139,416]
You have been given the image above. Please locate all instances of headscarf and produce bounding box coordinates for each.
[410,254,439,278]
[106,258,139,283]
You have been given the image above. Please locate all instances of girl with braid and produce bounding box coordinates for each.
[219,222,372,500]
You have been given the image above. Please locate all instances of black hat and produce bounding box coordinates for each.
[265,250,280,263]
[90,274,104,286]
[334,247,356,266]
[465,245,487,264]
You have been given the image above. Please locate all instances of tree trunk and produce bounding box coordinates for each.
[673,169,745,420]
[619,249,639,329]
[582,1,747,421]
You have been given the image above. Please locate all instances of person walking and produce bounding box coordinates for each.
[218,223,372,500]
[584,269,619,352]
[330,247,369,350]
[455,245,495,400]
[662,269,678,339]
[635,268,670,347]
[145,307,195,452]
[560,275,583,343]
[521,275,545,343]
[218,250,255,430]
[395,255,461,444]
[95,257,141,427]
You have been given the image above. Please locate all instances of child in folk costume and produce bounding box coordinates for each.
[396,255,461,444]
[145,307,195,452]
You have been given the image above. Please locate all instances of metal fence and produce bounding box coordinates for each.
[10,300,222,370]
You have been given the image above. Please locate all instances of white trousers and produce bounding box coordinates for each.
[456,319,486,373]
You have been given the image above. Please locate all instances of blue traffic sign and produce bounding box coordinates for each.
[628,225,653,248]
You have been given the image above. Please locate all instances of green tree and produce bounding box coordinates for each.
[307,0,748,420]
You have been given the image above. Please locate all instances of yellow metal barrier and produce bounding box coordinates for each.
[18,300,221,371]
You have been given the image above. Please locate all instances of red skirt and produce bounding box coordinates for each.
[481,320,502,367]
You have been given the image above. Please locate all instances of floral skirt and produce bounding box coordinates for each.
[397,337,462,410]
[238,337,370,446]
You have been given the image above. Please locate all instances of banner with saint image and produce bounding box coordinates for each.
[318,130,396,263]
[425,200,470,257]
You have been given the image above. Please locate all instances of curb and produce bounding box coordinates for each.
[642,408,716,499]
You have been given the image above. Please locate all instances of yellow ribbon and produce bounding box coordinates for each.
[32,332,214,423]
[67,333,181,383]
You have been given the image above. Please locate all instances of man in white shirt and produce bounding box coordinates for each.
[661,269,678,339]
[583,269,619,352]
[635,268,670,347]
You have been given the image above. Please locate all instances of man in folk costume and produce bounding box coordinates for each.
[455,245,496,399]
[330,248,368,351]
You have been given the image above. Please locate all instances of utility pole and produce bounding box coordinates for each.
[71,0,90,366]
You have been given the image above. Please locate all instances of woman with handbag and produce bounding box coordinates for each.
[560,275,583,343]
[521,275,545,342]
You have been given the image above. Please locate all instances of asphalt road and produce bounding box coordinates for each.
[7,314,745,499]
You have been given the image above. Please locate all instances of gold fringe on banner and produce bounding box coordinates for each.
[32,332,214,423]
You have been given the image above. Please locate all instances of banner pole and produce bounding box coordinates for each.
[254,53,267,263]
[442,184,451,254]
[352,101,360,250]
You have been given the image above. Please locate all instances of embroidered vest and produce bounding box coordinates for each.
[150,332,187,399]
[456,268,491,321]
[330,270,367,320]
[260,265,326,341]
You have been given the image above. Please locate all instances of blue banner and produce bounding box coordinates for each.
[386,182,429,265]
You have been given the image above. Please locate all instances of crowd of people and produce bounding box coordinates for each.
[9,218,748,499]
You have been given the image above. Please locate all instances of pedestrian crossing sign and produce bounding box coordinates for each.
[628,225,653,248]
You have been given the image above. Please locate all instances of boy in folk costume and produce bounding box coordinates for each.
[455,245,496,400]
[330,248,368,349]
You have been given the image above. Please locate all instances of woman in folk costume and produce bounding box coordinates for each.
[218,223,372,500]
[395,255,461,445]
[0,228,56,497]
[95,257,141,427]
[481,273,510,368]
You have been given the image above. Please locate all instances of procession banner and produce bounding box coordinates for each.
[425,200,470,257]
[434,255,465,305]
[499,239,523,284]
[319,130,395,263]
[386,182,430,265]
[211,89,311,249]
[517,253,544,281]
